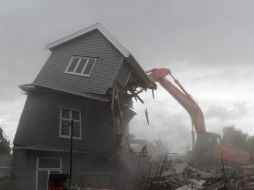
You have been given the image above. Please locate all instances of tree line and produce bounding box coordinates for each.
[0,127,11,155]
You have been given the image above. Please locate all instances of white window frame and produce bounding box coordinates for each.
[59,107,82,140]
[35,157,62,190]
[65,56,97,76]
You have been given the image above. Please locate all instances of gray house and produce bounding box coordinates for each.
[13,23,154,190]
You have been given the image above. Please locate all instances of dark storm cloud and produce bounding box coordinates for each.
[110,0,254,69]
[1,0,254,88]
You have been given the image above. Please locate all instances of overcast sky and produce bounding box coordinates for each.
[1,0,254,152]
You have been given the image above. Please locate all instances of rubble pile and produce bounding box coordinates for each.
[133,156,254,190]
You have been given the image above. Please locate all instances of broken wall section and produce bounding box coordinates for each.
[106,61,155,189]
[111,60,155,150]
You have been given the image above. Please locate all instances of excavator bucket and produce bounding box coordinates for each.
[146,68,171,82]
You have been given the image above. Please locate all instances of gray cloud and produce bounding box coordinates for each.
[205,103,249,121]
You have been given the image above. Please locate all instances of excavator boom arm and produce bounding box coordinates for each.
[147,68,250,165]
[147,68,206,134]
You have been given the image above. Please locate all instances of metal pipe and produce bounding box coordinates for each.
[69,120,74,189]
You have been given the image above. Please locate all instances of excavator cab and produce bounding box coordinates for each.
[195,132,250,166]
[194,132,221,166]
[196,132,221,148]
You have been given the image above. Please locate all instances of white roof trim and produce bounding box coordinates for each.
[19,84,35,92]
[13,146,90,153]
[46,23,130,57]
[19,83,109,102]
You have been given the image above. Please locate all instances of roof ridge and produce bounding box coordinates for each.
[46,23,130,57]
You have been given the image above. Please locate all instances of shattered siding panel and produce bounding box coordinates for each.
[33,30,124,96]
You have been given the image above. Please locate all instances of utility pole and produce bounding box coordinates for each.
[69,120,73,189]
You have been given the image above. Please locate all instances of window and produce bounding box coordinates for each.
[59,108,82,139]
[65,56,96,76]
[36,158,62,190]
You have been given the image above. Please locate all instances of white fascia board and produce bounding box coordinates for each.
[46,23,130,57]
[13,146,90,153]
[19,84,36,92]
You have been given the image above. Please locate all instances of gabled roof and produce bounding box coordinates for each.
[45,23,155,90]
[46,23,130,57]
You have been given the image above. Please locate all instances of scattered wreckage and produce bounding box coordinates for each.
[133,154,254,190]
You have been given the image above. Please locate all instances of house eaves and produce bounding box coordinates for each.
[19,84,109,102]
[13,145,90,154]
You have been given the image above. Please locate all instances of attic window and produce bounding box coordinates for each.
[65,56,96,76]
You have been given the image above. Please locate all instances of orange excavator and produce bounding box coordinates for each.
[147,68,250,166]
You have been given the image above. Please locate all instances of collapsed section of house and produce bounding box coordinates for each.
[12,23,155,190]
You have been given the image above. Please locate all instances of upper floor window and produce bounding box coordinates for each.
[65,56,96,76]
[59,108,82,139]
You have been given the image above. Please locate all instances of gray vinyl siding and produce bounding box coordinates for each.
[33,30,124,96]
[13,149,119,190]
[13,150,35,190]
[13,90,116,153]
[13,96,33,145]
[13,150,68,190]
